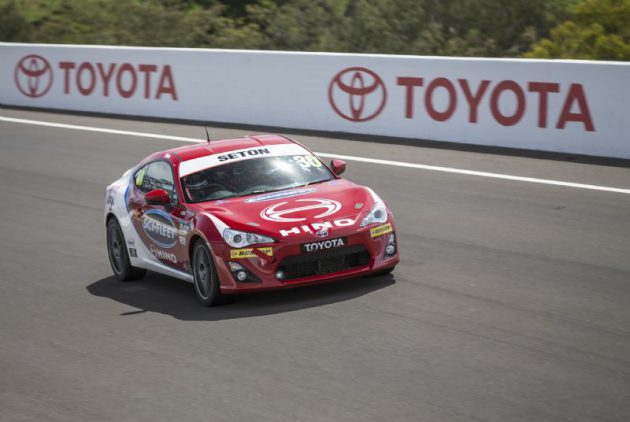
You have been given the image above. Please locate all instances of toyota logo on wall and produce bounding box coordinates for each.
[328,67,387,122]
[260,199,342,223]
[14,55,53,98]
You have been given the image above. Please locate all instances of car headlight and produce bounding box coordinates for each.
[360,197,388,228]
[222,228,274,248]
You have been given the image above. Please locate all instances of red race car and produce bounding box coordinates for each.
[105,134,398,306]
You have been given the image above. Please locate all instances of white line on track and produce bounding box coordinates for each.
[0,116,198,143]
[2,115,629,195]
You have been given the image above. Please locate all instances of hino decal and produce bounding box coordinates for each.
[150,244,177,263]
[280,218,355,237]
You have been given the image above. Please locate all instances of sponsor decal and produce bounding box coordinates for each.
[129,248,137,257]
[106,195,114,211]
[329,67,596,132]
[280,218,355,237]
[217,148,270,162]
[15,55,53,98]
[370,223,393,238]
[180,143,308,177]
[292,155,323,169]
[397,77,595,130]
[127,239,135,246]
[179,236,186,246]
[301,237,347,253]
[230,247,273,259]
[179,221,193,233]
[245,188,315,203]
[142,209,178,248]
[354,202,364,209]
[150,244,177,263]
[329,67,387,122]
[124,184,131,212]
[14,55,178,100]
[261,198,341,223]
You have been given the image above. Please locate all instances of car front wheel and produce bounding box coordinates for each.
[192,239,231,306]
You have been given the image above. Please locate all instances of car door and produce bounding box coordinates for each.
[129,160,191,272]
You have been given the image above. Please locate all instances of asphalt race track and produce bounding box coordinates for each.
[1,107,629,422]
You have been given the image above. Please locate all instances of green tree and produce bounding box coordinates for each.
[526,0,630,60]
[25,0,220,47]
[244,0,345,51]
[339,0,426,54]
[0,0,31,42]
[1,0,626,61]
[416,0,572,57]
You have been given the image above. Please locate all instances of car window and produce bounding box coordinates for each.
[182,154,335,203]
[146,161,175,193]
[135,161,175,194]
[134,164,149,191]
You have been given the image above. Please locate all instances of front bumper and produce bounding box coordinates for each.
[212,223,399,294]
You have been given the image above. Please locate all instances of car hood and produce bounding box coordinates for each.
[196,179,376,241]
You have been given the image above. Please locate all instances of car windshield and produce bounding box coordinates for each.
[182,154,335,203]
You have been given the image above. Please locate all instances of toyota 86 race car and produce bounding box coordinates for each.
[104,134,399,306]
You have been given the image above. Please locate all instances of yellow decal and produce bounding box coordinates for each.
[230,247,274,259]
[370,223,392,238]
[135,167,146,188]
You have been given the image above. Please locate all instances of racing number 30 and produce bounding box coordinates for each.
[293,155,322,169]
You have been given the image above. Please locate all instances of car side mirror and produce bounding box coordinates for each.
[145,189,171,205]
[331,159,346,176]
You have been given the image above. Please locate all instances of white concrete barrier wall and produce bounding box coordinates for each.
[1,43,629,159]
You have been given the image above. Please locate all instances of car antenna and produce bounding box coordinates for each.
[204,126,211,143]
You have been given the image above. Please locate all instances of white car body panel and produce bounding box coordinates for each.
[105,169,193,283]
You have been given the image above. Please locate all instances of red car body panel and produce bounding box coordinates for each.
[106,135,399,294]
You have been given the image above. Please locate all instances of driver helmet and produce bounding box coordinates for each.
[185,173,209,200]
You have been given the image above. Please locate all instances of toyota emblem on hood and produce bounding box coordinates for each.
[315,229,329,238]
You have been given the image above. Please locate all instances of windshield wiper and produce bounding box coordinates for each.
[243,186,293,196]
[230,179,332,199]
[300,178,330,188]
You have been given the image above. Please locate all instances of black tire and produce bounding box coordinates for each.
[106,218,146,281]
[374,266,395,276]
[191,239,232,307]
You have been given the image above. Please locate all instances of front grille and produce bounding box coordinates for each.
[278,245,370,281]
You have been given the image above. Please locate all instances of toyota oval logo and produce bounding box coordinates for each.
[14,55,54,98]
[328,67,387,122]
[315,229,329,238]
[261,199,342,223]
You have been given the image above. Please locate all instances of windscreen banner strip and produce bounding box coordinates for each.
[179,144,310,177]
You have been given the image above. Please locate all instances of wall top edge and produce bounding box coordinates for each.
[1,42,629,67]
